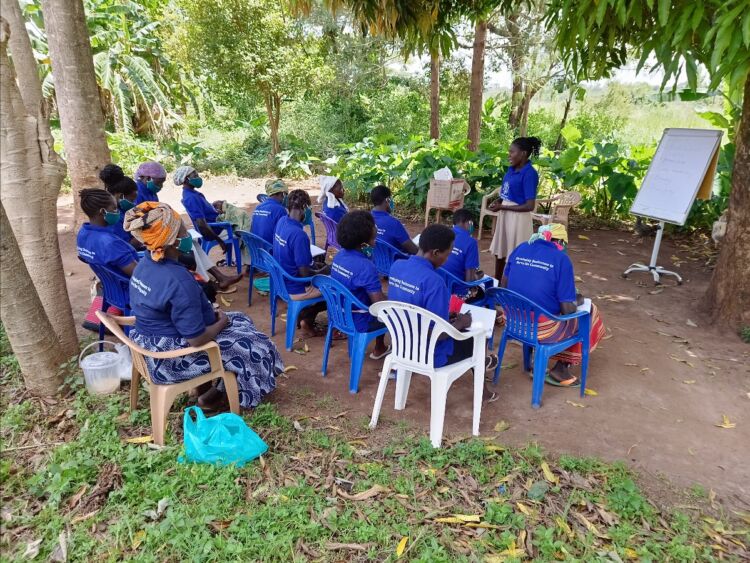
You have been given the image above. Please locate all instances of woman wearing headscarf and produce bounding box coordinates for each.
[319,175,348,223]
[502,223,606,387]
[176,165,228,254]
[134,161,167,205]
[125,202,283,410]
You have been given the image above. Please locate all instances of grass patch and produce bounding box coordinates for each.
[2,386,748,562]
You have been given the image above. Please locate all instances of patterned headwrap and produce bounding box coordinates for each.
[124,202,183,262]
[135,161,166,180]
[173,165,196,186]
[265,178,288,195]
[529,223,568,249]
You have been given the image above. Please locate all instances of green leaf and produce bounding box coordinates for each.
[606,173,637,201]
[558,146,582,170]
[658,0,670,26]
[561,124,582,144]
[697,111,731,130]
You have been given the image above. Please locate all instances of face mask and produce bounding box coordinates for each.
[176,235,193,254]
[188,177,203,189]
[103,210,121,225]
[467,222,475,235]
[146,179,161,194]
[388,198,395,212]
[282,194,289,207]
[303,207,312,224]
[119,198,135,212]
[361,244,374,259]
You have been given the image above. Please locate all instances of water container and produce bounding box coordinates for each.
[115,343,132,381]
[79,341,121,395]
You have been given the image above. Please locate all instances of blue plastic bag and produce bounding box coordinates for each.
[181,406,267,467]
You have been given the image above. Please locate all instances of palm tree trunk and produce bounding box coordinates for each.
[430,51,440,140]
[467,19,487,151]
[705,77,750,329]
[41,0,110,228]
[1,14,78,357]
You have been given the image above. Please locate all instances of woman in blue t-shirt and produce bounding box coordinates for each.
[489,136,542,279]
[100,164,144,250]
[319,175,348,223]
[125,202,283,410]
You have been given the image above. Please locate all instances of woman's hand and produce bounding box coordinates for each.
[488,199,503,212]
[215,309,229,329]
[452,312,472,331]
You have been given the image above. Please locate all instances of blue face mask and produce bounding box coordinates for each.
[103,210,121,225]
[388,198,395,212]
[176,235,193,254]
[146,179,161,193]
[188,177,203,189]
[282,194,289,207]
[118,198,135,212]
[468,222,475,235]
[303,207,312,224]
[361,244,374,259]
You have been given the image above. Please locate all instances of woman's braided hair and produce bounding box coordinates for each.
[80,188,115,218]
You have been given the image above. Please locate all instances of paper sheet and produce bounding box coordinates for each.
[577,298,591,314]
[310,244,326,258]
[460,303,497,339]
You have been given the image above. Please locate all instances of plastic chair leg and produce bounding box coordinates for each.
[270,298,277,336]
[523,344,533,372]
[579,338,590,399]
[221,372,241,414]
[129,369,141,411]
[98,299,109,350]
[531,349,548,409]
[285,302,301,351]
[247,267,255,306]
[149,385,177,446]
[493,332,508,385]
[348,334,368,394]
[394,368,412,410]
[233,240,242,274]
[321,325,333,376]
[369,358,392,429]
[429,376,449,448]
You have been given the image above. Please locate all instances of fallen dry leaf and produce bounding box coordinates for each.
[434,514,481,524]
[584,388,598,396]
[578,235,590,240]
[337,484,388,501]
[396,536,408,557]
[293,420,304,432]
[686,319,698,327]
[125,435,152,444]
[325,542,371,551]
[131,530,146,551]
[23,539,42,559]
[541,461,559,484]
[493,420,510,433]
[715,415,736,429]
[580,259,592,264]
[683,380,696,385]
[485,444,505,453]
[573,511,609,539]
[566,400,585,408]
[50,531,68,563]
[219,296,231,307]
[283,365,298,373]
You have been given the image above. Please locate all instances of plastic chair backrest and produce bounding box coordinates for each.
[311,275,369,335]
[373,239,408,277]
[370,301,462,371]
[87,262,131,309]
[259,249,297,301]
[257,194,268,203]
[238,230,272,269]
[485,287,551,343]
[315,212,340,250]
[95,313,152,384]
[436,267,469,295]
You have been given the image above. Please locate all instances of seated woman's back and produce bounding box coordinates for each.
[273,215,312,293]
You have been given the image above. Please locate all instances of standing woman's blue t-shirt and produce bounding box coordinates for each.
[135,180,159,205]
[323,200,348,223]
[251,198,288,245]
[443,226,480,280]
[500,162,539,205]
[388,256,453,367]
[273,216,312,295]
[77,223,139,271]
[331,249,382,331]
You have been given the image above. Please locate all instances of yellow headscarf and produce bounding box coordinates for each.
[529,223,568,245]
[124,201,183,261]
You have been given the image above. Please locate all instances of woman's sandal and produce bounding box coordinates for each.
[544,372,580,388]
[485,354,499,372]
[369,346,392,360]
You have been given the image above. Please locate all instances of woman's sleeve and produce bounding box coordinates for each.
[169,277,208,339]
[556,255,577,304]
[394,220,411,244]
[110,240,139,269]
[465,239,480,270]
[523,167,539,202]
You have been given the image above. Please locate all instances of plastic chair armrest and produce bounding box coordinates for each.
[450,325,486,341]
[548,309,588,322]
[139,340,221,360]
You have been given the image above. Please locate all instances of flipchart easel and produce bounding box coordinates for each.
[623,128,722,284]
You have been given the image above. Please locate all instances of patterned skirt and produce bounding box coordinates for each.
[131,312,283,409]
[537,303,606,365]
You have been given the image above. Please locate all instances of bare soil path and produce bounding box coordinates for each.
[57,174,750,512]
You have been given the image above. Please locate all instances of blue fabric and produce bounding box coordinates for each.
[131,312,282,409]
[388,256,453,367]
[372,210,410,249]
[135,179,158,205]
[504,240,577,315]
[500,162,539,205]
[129,254,215,339]
[251,198,287,245]
[273,216,312,294]
[331,249,382,331]
[182,187,219,224]
[444,226,480,280]
[77,223,138,271]
[323,200,347,223]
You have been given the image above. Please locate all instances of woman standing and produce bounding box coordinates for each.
[489,137,542,279]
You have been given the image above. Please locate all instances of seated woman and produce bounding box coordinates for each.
[319,176,348,223]
[388,224,498,375]
[502,223,606,387]
[370,185,418,255]
[134,161,167,204]
[330,211,389,359]
[273,189,329,337]
[99,164,144,250]
[124,202,283,410]
[251,178,289,245]
[76,188,139,276]
[443,208,488,301]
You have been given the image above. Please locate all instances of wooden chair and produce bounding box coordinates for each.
[531,190,581,228]
[95,312,240,445]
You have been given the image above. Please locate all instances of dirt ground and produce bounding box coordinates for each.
[57,175,750,513]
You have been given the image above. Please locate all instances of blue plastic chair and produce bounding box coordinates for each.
[260,249,325,351]
[237,230,273,306]
[257,194,316,244]
[86,262,132,343]
[315,212,340,251]
[198,221,243,275]
[312,275,388,393]
[436,267,491,306]
[484,287,591,409]
[373,239,408,277]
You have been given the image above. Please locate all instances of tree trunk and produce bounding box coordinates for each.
[264,92,281,156]
[1,0,42,116]
[1,16,78,357]
[705,78,750,330]
[41,0,110,228]
[467,19,487,151]
[554,88,575,151]
[429,51,440,140]
[518,85,537,136]
[505,13,524,129]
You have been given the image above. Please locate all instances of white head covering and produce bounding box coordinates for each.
[318,175,345,209]
[173,165,196,186]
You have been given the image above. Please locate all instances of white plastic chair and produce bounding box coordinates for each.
[368,301,487,448]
